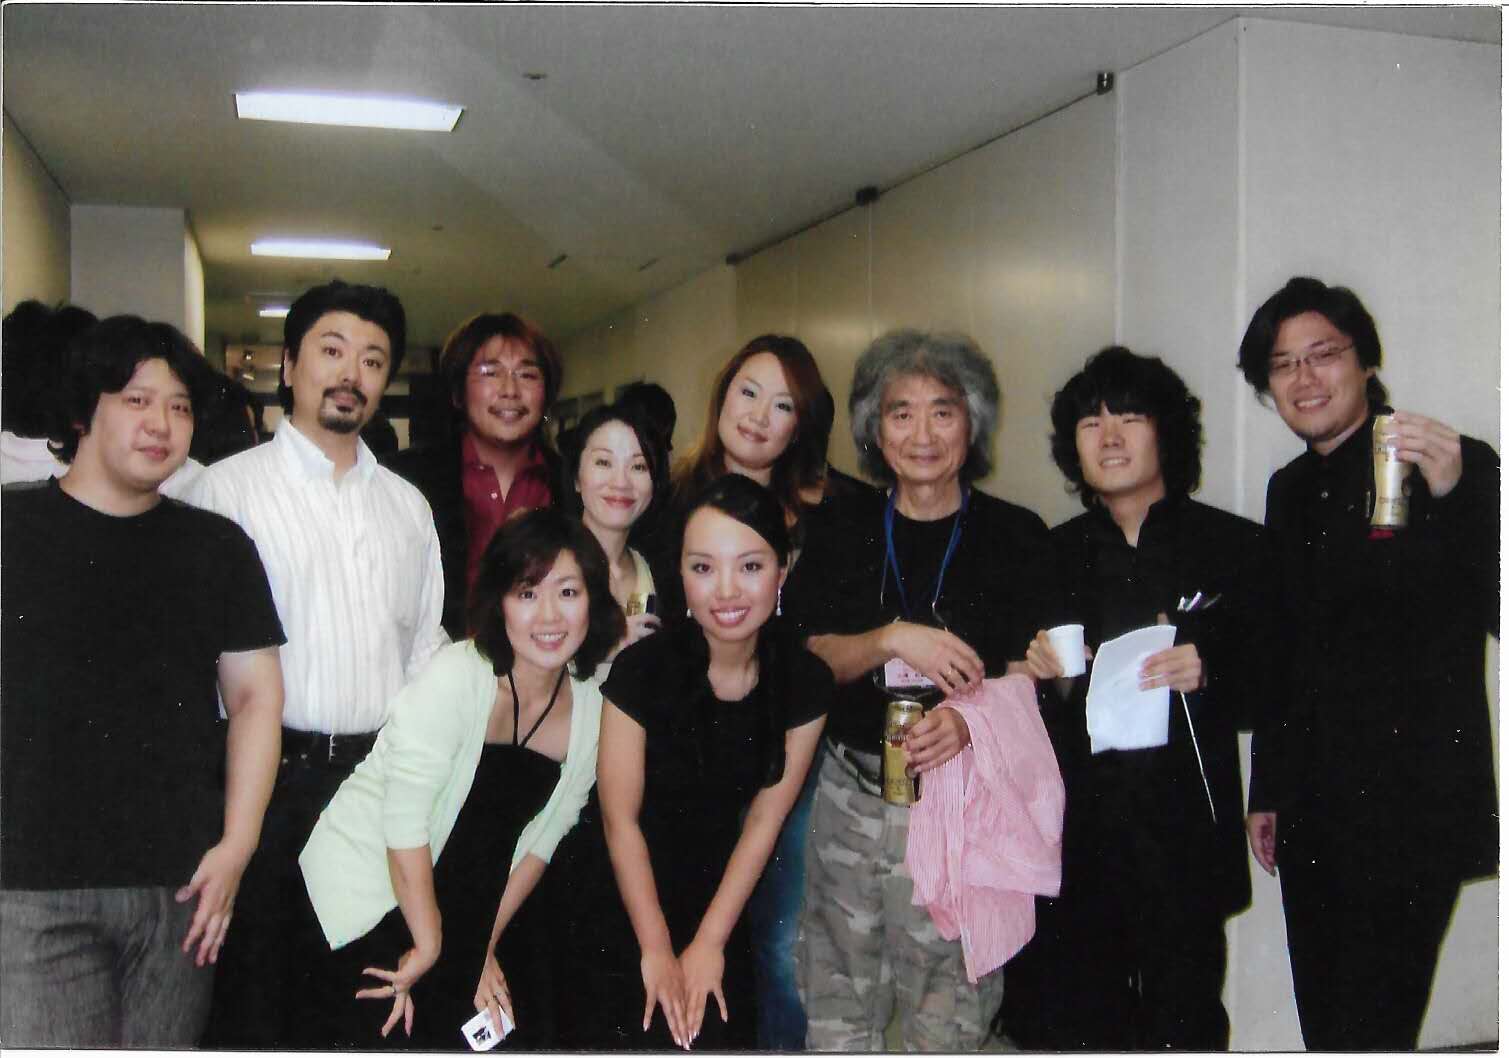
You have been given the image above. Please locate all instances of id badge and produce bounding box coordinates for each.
[883,657,935,691]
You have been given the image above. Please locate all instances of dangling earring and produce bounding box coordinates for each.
[686,607,692,618]
[776,586,783,617]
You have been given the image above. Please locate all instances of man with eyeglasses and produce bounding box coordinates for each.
[386,313,562,638]
[187,280,447,1046]
[1236,276,1498,1050]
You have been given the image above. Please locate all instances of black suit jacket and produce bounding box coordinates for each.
[1043,497,1274,918]
[1249,417,1499,883]
[383,436,560,639]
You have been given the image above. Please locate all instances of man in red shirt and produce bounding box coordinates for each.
[386,313,563,637]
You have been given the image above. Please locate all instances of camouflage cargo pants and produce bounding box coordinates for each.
[796,745,1002,1051]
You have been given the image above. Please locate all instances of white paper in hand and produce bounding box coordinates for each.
[462,1006,513,1051]
[1085,624,1177,753]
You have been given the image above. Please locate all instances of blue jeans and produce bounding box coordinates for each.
[749,746,824,1050]
[0,887,213,1047]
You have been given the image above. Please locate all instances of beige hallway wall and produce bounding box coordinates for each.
[3,112,71,310]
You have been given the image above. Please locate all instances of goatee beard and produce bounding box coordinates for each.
[319,411,363,435]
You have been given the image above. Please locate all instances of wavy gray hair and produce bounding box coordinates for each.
[849,329,1000,485]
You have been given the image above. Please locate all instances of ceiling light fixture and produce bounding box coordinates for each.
[259,306,291,318]
[250,239,391,261]
[235,91,463,132]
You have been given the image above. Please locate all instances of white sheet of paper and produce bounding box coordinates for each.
[1085,624,1177,753]
[462,1006,513,1051]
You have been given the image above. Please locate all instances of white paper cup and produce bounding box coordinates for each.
[1047,623,1087,677]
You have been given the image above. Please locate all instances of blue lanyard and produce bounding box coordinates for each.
[882,487,970,621]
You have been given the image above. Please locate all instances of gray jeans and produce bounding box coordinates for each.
[0,887,213,1047]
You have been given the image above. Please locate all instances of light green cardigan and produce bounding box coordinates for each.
[298,640,604,949]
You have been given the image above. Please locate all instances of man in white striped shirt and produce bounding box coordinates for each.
[186,280,447,1047]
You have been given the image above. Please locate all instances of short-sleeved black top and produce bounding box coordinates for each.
[784,485,1059,752]
[552,617,830,1050]
[1,479,286,889]
[602,616,833,812]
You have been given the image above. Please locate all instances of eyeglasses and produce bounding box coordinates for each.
[1268,342,1354,379]
[470,361,544,386]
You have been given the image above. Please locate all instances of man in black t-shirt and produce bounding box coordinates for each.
[1236,277,1498,1050]
[0,317,285,1047]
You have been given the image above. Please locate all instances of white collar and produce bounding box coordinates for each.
[273,418,377,485]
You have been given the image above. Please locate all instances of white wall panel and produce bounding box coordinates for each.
[1118,18,1499,1049]
[1238,22,1500,1047]
[735,236,799,342]
[968,94,1117,522]
[70,204,192,333]
[871,160,977,338]
[792,208,871,476]
[631,264,738,455]
[1118,21,1245,515]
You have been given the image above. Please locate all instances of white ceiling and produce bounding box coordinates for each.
[4,3,1499,353]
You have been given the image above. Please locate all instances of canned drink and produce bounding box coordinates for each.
[882,697,925,805]
[1371,415,1409,529]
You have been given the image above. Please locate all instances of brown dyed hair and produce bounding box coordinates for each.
[670,335,828,521]
[439,312,563,435]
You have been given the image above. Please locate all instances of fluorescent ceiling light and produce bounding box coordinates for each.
[235,91,463,132]
[259,306,290,319]
[251,239,391,261]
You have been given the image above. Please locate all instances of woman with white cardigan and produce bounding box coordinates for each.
[293,508,625,1049]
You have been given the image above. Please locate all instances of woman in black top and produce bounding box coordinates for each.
[552,474,832,1050]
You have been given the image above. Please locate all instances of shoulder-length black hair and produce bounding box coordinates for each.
[1237,275,1389,407]
[1050,345,1203,507]
[3,300,98,439]
[557,401,669,524]
[49,315,208,464]
[467,508,626,676]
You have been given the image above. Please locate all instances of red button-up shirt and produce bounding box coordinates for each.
[460,433,553,592]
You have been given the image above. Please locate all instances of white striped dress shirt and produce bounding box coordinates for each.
[185,420,448,734]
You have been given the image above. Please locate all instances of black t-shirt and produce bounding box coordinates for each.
[1,479,285,889]
[785,486,1059,751]
[602,617,832,796]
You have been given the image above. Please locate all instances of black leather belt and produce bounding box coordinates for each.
[281,726,378,769]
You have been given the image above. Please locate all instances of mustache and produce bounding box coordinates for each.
[322,385,368,408]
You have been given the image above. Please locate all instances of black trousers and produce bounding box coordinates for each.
[1277,812,1460,1051]
[998,794,1232,1051]
[202,745,363,1047]
[285,894,416,1050]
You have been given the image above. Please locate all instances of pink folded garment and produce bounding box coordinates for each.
[904,674,1065,983]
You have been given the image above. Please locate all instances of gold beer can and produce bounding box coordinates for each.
[882,697,925,805]
[1371,415,1409,529]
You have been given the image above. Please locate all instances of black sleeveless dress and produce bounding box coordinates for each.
[410,691,563,1050]
[549,619,832,1050]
